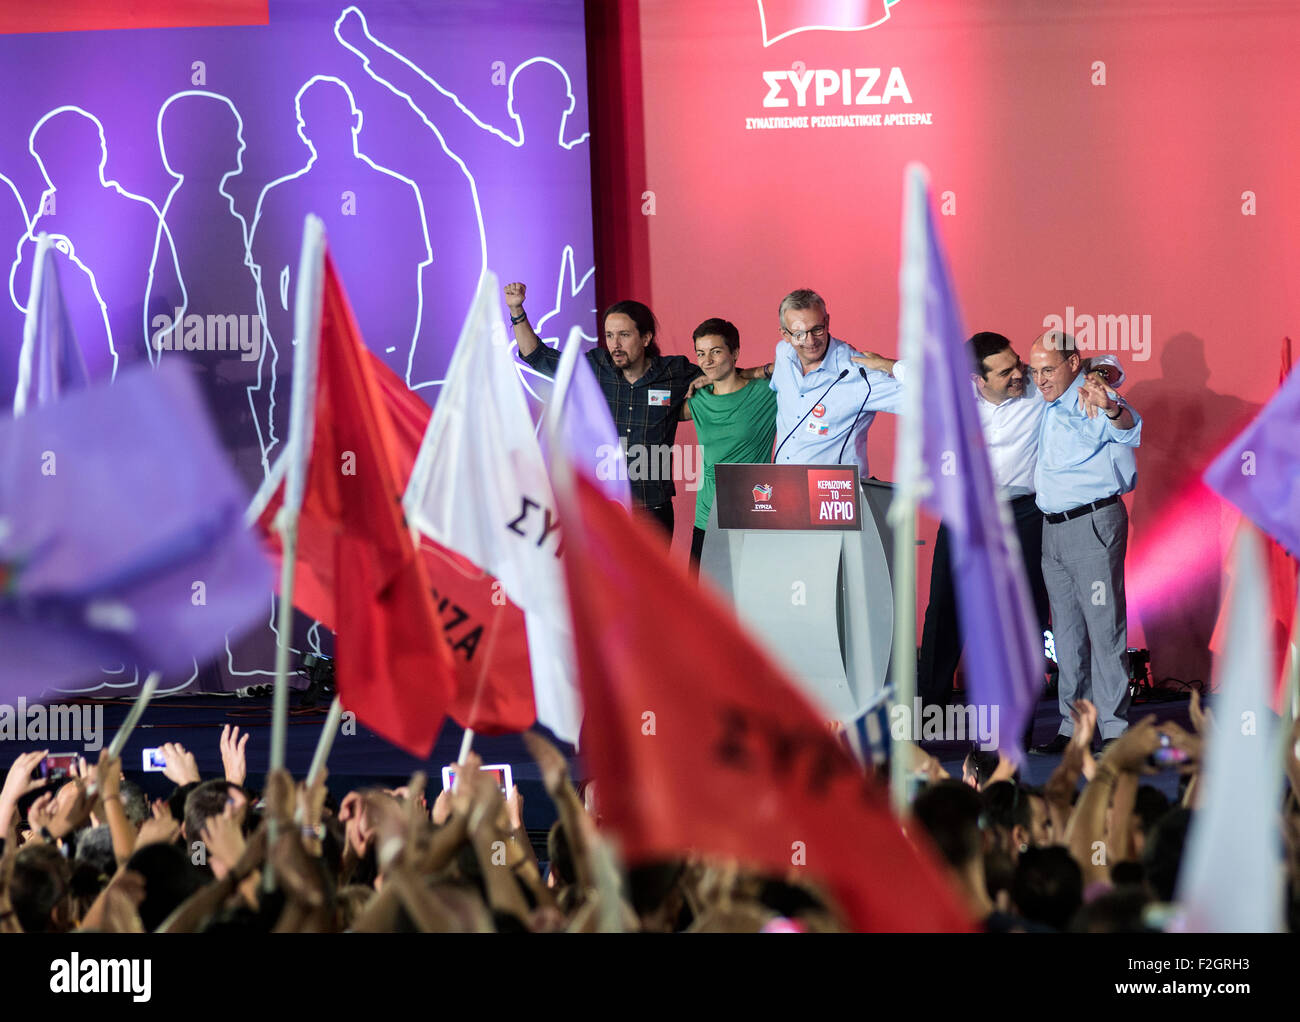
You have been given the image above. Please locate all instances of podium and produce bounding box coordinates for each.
[700,463,895,722]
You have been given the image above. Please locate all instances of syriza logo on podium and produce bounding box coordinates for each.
[752,483,774,508]
[757,0,903,46]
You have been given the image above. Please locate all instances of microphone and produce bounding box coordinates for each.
[837,367,873,463]
[773,369,849,463]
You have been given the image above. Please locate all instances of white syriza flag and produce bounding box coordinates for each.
[402,271,580,743]
[1173,525,1284,932]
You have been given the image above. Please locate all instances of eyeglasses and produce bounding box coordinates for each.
[1029,360,1067,383]
[781,323,828,343]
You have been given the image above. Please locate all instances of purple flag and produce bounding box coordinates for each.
[904,169,1041,759]
[1203,365,1300,559]
[0,360,272,698]
[13,234,89,416]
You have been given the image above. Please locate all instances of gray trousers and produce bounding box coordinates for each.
[1041,500,1131,739]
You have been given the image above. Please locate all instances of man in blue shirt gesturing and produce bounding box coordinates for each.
[1026,331,1142,755]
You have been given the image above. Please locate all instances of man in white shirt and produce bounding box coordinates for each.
[918,332,1052,714]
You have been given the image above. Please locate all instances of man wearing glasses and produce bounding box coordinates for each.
[767,288,903,474]
[1025,331,1141,755]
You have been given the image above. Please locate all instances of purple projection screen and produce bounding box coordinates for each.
[0,1,594,696]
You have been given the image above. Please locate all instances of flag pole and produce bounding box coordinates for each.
[268,553,297,773]
[461,593,508,748]
[266,215,326,890]
[269,214,326,775]
[13,232,52,417]
[888,165,931,817]
[305,696,343,788]
[1276,575,1300,779]
[106,670,161,759]
[1287,575,1299,721]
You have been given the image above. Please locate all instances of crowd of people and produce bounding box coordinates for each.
[2,284,1291,934]
[1,694,1296,933]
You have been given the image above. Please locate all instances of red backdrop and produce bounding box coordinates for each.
[587,0,1300,688]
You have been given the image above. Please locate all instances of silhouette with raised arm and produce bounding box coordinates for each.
[247,75,430,467]
[336,5,596,365]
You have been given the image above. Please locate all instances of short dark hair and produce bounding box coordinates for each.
[911,780,984,869]
[546,820,575,888]
[1133,785,1171,835]
[968,332,1013,378]
[1012,846,1083,931]
[1110,860,1146,887]
[983,781,1032,833]
[1143,807,1193,902]
[1069,884,1154,933]
[9,844,72,933]
[692,318,740,354]
[125,842,204,931]
[184,779,240,844]
[603,300,660,359]
[167,781,199,825]
[625,860,685,918]
[963,750,1000,789]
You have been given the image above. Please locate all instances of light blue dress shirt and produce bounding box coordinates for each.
[1033,370,1142,514]
[769,336,902,475]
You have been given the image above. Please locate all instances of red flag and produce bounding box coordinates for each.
[558,472,971,932]
[256,257,534,748]
[368,350,536,735]
[421,540,536,735]
[255,253,452,756]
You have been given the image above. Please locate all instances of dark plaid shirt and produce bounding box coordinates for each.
[522,344,702,508]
